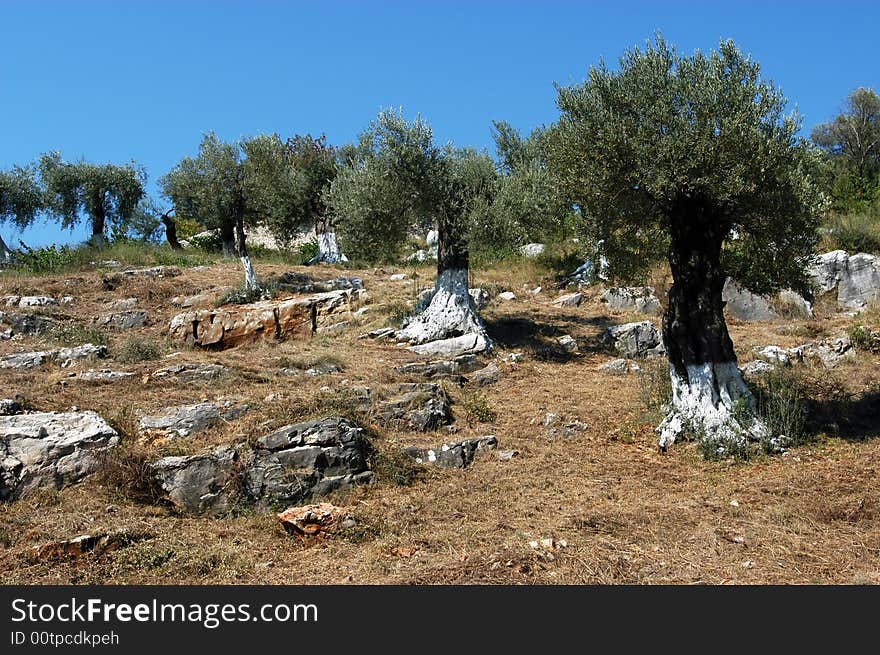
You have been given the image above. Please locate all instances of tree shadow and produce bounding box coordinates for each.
[806,391,880,441]
[484,314,619,362]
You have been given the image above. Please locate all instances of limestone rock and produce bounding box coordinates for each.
[519,243,546,258]
[553,292,583,308]
[150,446,239,516]
[598,358,629,375]
[808,250,880,310]
[138,400,248,438]
[245,417,372,506]
[776,289,813,319]
[372,383,451,431]
[471,362,501,387]
[497,291,516,301]
[0,411,119,500]
[169,289,363,349]
[150,362,227,383]
[0,343,107,370]
[6,312,59,336]
[604,321,661,358]
[404,435,497,468]
[109,297,138,310]
[557,334,579,353]
[275,272,364,294]
[407,332,490,357]
[722,278,778,321]
[600,287,661,314]
[71,369,136,382]
[96,310,148,330]
[396,354,480,380]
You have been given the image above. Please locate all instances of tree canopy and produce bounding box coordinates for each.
[548,36,825,293]
[38,152,145,242]
[0,166,44,229]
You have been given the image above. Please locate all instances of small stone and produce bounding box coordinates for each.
[498,450,520,461]
[553,292,583,307]
[471,362,500,387]
[497,291,516,301]
[557,335,578,353]
[389,273,407,281]
[599,358,628,374]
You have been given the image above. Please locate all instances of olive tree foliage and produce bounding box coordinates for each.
[811,87,880,208]
[328,109,445,262]
[547,36,825,455]
[0,165,44,258]
[161,132,262,290]
[38,152,145,244]
[467,121,572,261]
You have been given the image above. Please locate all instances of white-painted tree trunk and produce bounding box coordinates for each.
[241,255,258,291]
[396,267,488,345]
[310,231,348,264]
[657,361,768,455]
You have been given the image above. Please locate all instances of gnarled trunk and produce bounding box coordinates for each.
[658,205,765,455]
[396,205,487,347]
[309,215,347,264]
[161,213,182,250]
[89,203,106,246]
[220,220,236,257]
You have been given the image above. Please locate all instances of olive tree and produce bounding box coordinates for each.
[0,165,44,258]
[161,133,258,290]
[39,152,145,245]
[548,37,825,455]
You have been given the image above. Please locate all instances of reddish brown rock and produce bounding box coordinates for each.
[169,289,364,349]
[277,503,350,541]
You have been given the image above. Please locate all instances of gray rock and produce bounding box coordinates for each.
[244,417,372,506]
[553,292,583,307]
[497,291,516,301]
[316,320,350,335]
[407,332,490,357]
[776,289,813,319]
[396,354,481,379]
[0,411,118,500]
[808,250,880,310]
[138,400,249,438]
[756,345,791,366]
[121,266,181,278]
[72,369,135,382]
[0,351,52,370]
[0,399,21,415]
[809,250,849,294]
[0,343,104,369]
[150,446,239,516]
[557,335,579,353]
[170,292,214,309]
[6,313,59,336]
[96,310,148,330]
[426,230,439,247]
[498,449,520,461]
[361,327,396,340]
[372,383,451,431]
[150,362,227,383]
[742,360,775,376]
[604,321,661,358]
[17,296,58,307]
[109,297,138,310]
[722,278,778,321]
[56,344,108,366]
[601,287,661,314]
[598,358,629,375]
[471,362,501,387]
[404,435,498,468]
[519,243,546,258]
[276,272,364,294]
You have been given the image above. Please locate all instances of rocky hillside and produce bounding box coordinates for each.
[1,253,879,584]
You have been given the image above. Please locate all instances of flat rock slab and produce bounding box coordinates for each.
[3,296,58,308]
[150,362,227,383]
[0,411,119,500]
[169,288,364,349]
[407,332,490,358]
[396,354,481,379]
[3,312,60,337]
[245,417,373,507]
[722,278,778,321]
[67,369,135,383]
[96,310,148,330]
[275,272,364,294]
[404,436,497,468]
[29,530,153,562]
[138,400,249,438]
[0,343,107,370]
[470,362,501,386]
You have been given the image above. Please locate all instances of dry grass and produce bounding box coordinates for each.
[1,257,879,584]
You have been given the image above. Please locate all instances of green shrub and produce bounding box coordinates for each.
[297,237,320,263]
[848,324,880,352]
[753,370,810,451]
[637,361,672,421]
[51,322,108,346]
[115,337,162,363]
[13,242,76,273]
[823,210,880,254]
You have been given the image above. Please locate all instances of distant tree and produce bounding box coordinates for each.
[161,133,258,290]
[0,165,44,258]
[547,36,825,456]
[811,87,880,205]
[38,152,145,245]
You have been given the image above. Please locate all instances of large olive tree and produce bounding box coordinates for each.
[39,152,145,245]
[548,37,825,455]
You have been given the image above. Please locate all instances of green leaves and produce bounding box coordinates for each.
[0,165,44,229]
[547,35,824,290]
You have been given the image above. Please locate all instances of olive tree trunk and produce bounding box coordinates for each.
[309,215,347,264]
[220,219,236,257]
[234,217,258,292]
[657,209,766,455]
[161,213,182,250]
[395,207,487,346]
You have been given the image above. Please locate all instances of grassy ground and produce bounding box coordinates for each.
[1,248,879,584]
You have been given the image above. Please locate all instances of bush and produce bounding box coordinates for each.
[13,242,76,273]
[51,322,108,346]
[220,281,278,305]
[752,370,810,452]
[637,361,673,421]
[114,337,162,363]
[296,237,320,263]
[823,210,880,254]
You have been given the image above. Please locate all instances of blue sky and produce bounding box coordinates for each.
[2,0,878,247]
